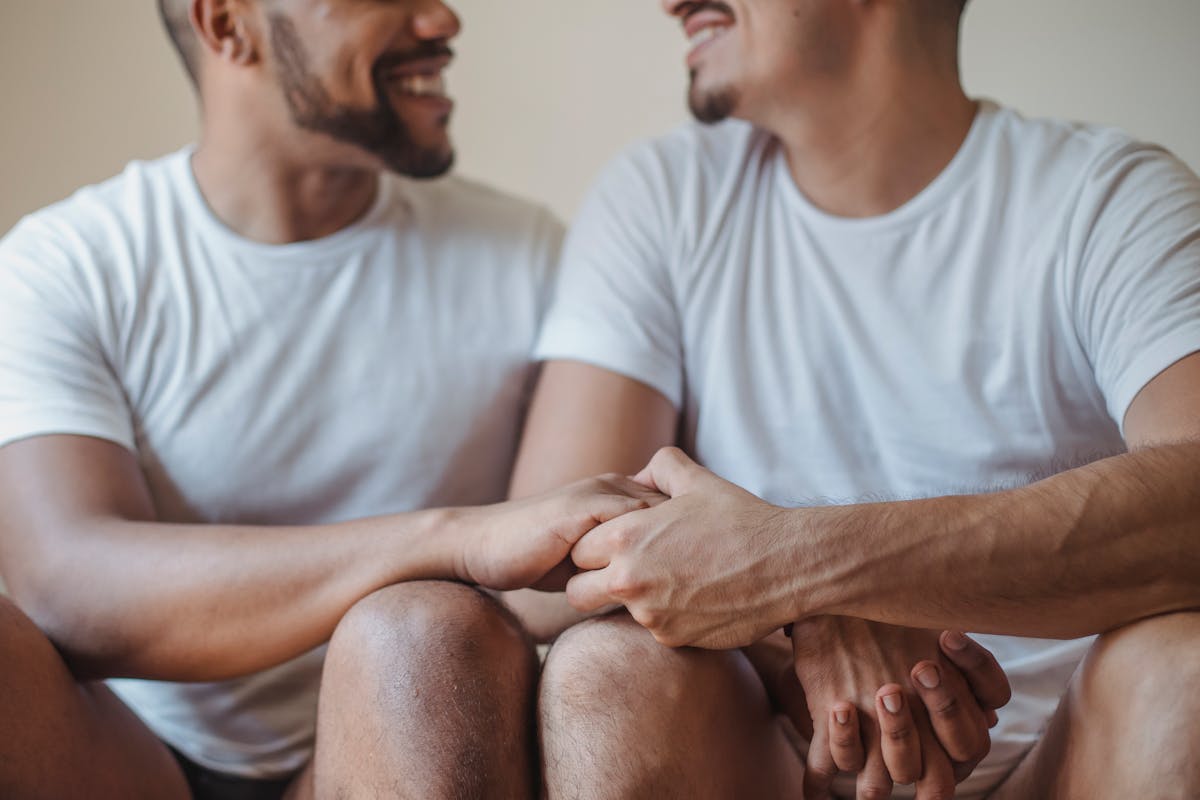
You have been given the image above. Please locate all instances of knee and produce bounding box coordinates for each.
[329,581,534,676]
[1077,612,1200,743]
[1082,612,1200,705]
[540,614,718,716]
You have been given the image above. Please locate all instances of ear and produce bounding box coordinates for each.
[190,0,263,68]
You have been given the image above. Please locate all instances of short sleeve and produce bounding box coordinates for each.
[533,143,685,408]
[0,215,135,452]
[1067,143,1200,432]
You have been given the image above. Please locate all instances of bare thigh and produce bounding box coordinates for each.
[0,595,189,800]
[988,612,1200,800]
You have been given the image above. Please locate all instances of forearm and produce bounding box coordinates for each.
[7,508,462,682]
[799,443,1200,638]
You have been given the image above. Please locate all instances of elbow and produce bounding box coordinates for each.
[4,562,128,680]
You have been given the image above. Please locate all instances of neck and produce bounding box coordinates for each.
[191,108,380,245]
[770,57,977,218]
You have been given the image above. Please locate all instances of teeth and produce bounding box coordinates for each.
[689,25,727,49]
[397,73,446,98]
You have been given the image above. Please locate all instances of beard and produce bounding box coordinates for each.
[268,14,454,179]
[688,70,739,125]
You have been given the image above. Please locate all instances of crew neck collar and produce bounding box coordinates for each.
[174,146,397,261]
[776,100,997,234]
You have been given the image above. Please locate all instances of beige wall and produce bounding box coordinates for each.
[1,0,1198,231]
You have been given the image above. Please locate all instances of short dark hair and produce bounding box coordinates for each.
[158,0,199,85]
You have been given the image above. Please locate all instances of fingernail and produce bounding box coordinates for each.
[944,631,969,651]
[835,709,849,725]
[882,693,902,714]
[916,665,941,689]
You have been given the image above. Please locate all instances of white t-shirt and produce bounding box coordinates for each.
[0,149,563,778]
[535,102,1200,796]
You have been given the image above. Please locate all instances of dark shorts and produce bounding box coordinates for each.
[169,747,294,800]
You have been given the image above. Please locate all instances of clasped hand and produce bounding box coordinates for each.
[564,448,1012,794]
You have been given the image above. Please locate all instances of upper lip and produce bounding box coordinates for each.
[380,53,453,78]
[682,8,734,40]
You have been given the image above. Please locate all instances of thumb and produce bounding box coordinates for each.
[632,446,701,497]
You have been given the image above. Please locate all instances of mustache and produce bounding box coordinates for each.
[374,42,455,75]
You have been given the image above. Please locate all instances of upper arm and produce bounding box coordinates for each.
[0,435,155,603]
[509,360,678,497]
[1122,352,1200,449]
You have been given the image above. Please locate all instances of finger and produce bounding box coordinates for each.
[584,492,653,527]
[828,703,865,773]
[630,446,700,496]
[565,567,622,612]
[913,713,956,800]
[940,630,1013,711]
[570,519,625,571]
[855,722,893,800]
[594,473,667,505]
[986,708,1000,728]
[910,660,989,764]
[876,685,921,786]
[803,722,839,800]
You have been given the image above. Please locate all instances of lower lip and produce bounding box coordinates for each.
[686,30,729,68]
[394,91,454,115]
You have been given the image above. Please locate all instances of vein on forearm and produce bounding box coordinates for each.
[804,443,1200,639]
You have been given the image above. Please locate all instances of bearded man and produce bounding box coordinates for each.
[0,1,659,798]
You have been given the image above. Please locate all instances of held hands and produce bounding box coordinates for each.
[563,448,1013,794]
[567,447,801,649]
[457,474,664,592]
[791,618,1011,799]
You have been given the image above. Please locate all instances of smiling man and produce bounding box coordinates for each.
[0,1,662,799]
[514,0,1200,798]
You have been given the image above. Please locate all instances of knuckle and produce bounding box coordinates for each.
[859,784,892,800]
[885,723,915,743]
[807,762,838,783]
[968,735,992,762]
[832,731,860,750]
[930,693,961,719]
[607,565,640,597]
[611,525,636,549]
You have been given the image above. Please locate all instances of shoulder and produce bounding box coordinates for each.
[1,149,191,272]
[981,102,1198,200]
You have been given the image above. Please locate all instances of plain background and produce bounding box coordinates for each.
[1,0,1198,235]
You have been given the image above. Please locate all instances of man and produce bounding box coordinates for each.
[0,1,661,798]
[513,0,1200,798]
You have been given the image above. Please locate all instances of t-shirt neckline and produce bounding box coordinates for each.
[174,146,397,261]
[776,99,997,233]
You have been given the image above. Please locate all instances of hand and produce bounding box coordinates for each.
[567,447,799,649]
[458,474,663,592]
[793,618,1007,800]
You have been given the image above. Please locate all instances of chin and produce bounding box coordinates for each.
[386,146,455,180]
[689,83,740,125]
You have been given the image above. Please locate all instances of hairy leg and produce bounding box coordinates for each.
[297,581,539,800]
[539,614,803,800]
[991,611,1200,800]
[0,595,189,800]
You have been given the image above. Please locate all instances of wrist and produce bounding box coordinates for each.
[780,505,855,621]
[411,505,476,584]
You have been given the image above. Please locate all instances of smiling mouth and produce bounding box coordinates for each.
[394,73,447,98]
